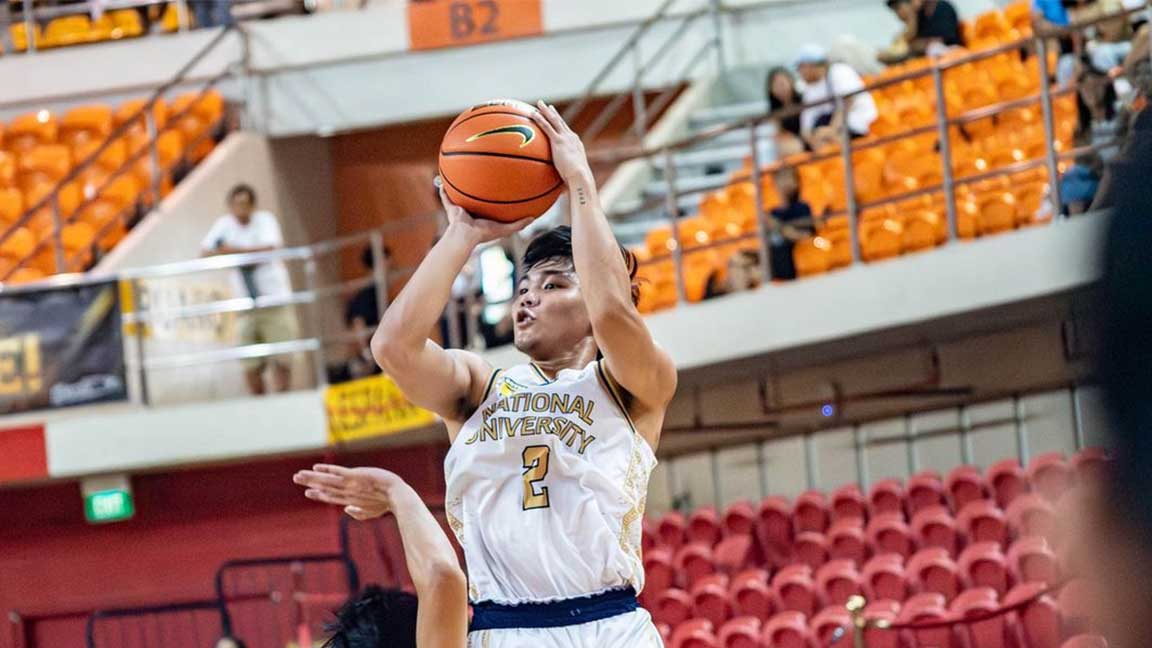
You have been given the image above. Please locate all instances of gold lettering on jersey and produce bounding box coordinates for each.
[462,383,599,454]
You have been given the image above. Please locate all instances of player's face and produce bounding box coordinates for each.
[513,259,590,358]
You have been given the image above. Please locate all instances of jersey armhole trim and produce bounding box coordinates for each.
[480,368,502,403]
[595,360,638,435]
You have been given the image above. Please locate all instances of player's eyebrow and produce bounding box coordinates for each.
[519,269,574,285]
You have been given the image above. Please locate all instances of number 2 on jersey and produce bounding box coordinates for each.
[521,445,551,510]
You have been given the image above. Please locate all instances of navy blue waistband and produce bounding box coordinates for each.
[470,587,638,631]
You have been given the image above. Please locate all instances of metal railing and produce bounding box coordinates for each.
[0,24,247,283]
[595,2,1150,308]
[563,0,725,144]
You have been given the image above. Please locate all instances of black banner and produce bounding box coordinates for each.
[0,280,128,414]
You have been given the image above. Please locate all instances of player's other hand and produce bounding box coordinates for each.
[530,101,593,184]
[293,464,405,521]
[437,180,535,244]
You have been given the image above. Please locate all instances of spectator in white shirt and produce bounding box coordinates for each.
[795,44,879,150]
[201,184,298,395]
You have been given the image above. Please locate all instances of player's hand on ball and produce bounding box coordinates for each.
[293,464,402,520]
[438,181,535,243]
[531,101,593,183]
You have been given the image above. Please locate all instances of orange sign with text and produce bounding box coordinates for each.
[408,0,543,51]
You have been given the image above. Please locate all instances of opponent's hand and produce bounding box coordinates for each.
[293,464,403,521]
[530,101,593,183]
[438,181,535,244]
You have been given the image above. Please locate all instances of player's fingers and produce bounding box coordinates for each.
[305,488,351,506]
[312,464,353,476]
[531,103,561,138]
[546,103,573,134]
[296,470,348,488]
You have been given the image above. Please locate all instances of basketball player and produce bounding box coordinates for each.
[369,101,677,646]
[294,464,468,648]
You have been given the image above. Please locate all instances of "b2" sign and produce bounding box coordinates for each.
[408,0,543,51]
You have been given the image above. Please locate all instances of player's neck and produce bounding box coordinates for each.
[529,339,597,379]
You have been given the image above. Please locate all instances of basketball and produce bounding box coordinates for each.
[438,99,563,223]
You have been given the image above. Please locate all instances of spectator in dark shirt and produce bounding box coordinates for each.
[768,166,815,281]
[882,0,964,63]
[343,245,391,380]
[766,66,805,153]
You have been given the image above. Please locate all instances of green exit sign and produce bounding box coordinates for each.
[85,489,135,524]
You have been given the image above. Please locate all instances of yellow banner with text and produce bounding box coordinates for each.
[325,373,438,444]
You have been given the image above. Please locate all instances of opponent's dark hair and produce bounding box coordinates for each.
[522,225,640,306]
[228,183,256,204]
[321,585,419,648]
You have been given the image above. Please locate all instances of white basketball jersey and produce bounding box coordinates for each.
[444,360,656,605]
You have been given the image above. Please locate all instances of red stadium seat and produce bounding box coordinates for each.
[907,470,947,515]
[660,511,688,550]
[827,518,868,566]
[729,569,773,620]
[958,542,1010,595]
[723,501,757,538]
[771,565,819,617]
[830,484,868,523]
[815,559,862,606]
[863,600,902,648]
[951,587,1008,648]
[693,574,734,628]
[718,616,762,648]
[862,553,909,601]
[794,490,830,533]
[810,606,852,646]
[1007,536,1058,586]
[946,465,988,512]
[899,592,958,648]
[677,543,718,588]
[758,496,794,568]
[908,547,963,602]
[958,500,1009,547]
[690,507,723,546]
[1026,452,1072,503]
[715,534,756,575]
[761,611,816,648]
[1070,447,1108,484]
[1006,494,1055,540]
[869,478,907,518]
[912,505,960,557]
[867,513,915,558]
[793,532,829,570]
[652,588,694,628]
[671,618,719,648]
[644,547,675,601]
[1062,636,1109,648]
[986,459,1028,509]
[1058,579,1093,636]
[1005,582,1062,648]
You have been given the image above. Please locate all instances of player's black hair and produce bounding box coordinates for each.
[228,183,257,204]
[522,225,640,305]
[321,585,419,648]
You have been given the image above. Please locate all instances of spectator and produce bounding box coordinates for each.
[881,0,964,63]
[768,166,815,280]
[1060,143,1103,214]
[705,249,765,299]
[343,245,391,381]
[201,184,298,395]
[795,44,879,149]
[193,0,233,28]
[766,66,805,151]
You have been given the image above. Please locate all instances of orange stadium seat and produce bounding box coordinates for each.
[60,105,114,147]
[8,23,42,52]
[0,187,24,224]
[7,111,58,153]
[0,151,16,187]
[116,98,169,135]
[109,9,145,38]
[17,144,72,190]
[44,15,95,47]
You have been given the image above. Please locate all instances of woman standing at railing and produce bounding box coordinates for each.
[766,66,806,155]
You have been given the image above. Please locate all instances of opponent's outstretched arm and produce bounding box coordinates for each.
[372,187,532,423]
[294,465,467,648]
[529,103,677,437]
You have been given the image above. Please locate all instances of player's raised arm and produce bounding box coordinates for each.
[529,102,677,436]
[371,186,533,424]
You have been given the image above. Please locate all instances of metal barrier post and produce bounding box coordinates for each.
[959,404,973,465]
[932,63,960,241]
[663,148,688,304]
[50,194,66,273]
[905,413,919,474]
[131,278,151,406]
[630,44,649,141]
[708,0,727,74]
[1035,35,1063,218]
[145,109,163,206]
[369,230,389,324]
[1070,384,1085,450]
[1013,394,1030,464]
[836,95,862,264]
[176,0,191,32]
[748,121,775,282]
[21,0,34,54]
[854,424,870,489]
[303,259,329,388]
[804,432,817,490]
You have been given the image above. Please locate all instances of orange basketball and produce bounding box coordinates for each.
[438,99,563,223]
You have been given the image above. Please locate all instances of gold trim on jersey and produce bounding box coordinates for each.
[480,368,502,402]
[528,362,555,384]
[595,361,638,435]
